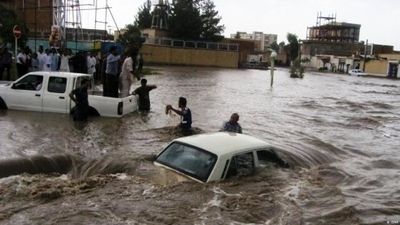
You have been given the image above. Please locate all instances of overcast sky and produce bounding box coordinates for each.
[80,0,400,49]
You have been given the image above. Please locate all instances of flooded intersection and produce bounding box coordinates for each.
[0,67,400,225]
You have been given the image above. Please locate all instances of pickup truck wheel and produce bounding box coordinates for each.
[0,97,8,110]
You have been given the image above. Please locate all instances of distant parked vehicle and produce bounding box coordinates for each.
[349,69,367,76]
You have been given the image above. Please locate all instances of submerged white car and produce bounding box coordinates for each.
[349,69,367,76]
[154,132,287,183]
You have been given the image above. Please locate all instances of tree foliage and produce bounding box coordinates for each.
[270,41,279,52]
[199,0,224,41]
[169,0,203,40]
[117,24,144,50]
[287,33,299,62]
[0,5,28,47]
[134,0,153,29]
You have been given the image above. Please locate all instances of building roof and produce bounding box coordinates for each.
[174,132,270,156]
[310,22,361,29]
[29,71,90,78]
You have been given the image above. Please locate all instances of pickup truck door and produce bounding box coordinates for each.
[6,74,44,112]
[42,76,69,113]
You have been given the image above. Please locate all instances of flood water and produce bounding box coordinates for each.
[0,67,400,225]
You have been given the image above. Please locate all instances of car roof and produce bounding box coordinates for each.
[27,71,90,78]
[173,132,270,156]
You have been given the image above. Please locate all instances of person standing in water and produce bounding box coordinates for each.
[132,78,157,111]
[220,113,242,133]
[166,97,192,135]
[69,79,90,121]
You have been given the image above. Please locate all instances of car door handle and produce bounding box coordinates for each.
[35,94,41,97]
[59,96,65,99]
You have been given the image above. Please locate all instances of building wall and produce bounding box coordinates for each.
[141,44,239,68]
[1,0,53,32]
[379,53,400,61]
[362,60,388,77]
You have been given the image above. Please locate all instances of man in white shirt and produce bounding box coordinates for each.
[16,49,28,77]
[119,51,136,97]
[37,46,47,71]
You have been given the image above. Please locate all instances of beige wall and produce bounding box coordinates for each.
[363,60,388,77]
[379,53,400,61]
[141,45,239,68]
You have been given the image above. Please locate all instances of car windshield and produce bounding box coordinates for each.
[156,142,217,182]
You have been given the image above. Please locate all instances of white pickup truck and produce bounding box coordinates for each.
[0,72,137,117]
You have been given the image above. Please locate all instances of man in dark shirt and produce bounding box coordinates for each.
[220,113,242,133]
[69,79,90,121]
[132,78,157,111]
[166,97,192,135]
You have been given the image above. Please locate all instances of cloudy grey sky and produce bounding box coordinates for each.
[80,0,399,49]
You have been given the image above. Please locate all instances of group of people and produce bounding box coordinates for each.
[103,46,144,98]
[0,47,12,81]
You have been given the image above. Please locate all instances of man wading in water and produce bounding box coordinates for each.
[132,79,157,111]
[166,97,192,135]
[69,79,90,121]
[220,113,243,133]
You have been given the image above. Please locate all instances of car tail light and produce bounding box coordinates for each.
[118,102,123,115]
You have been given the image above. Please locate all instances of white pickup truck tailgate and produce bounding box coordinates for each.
[88,95,138,117]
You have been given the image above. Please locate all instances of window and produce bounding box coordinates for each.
[225,152,255,179]
[12,75,43,91]
[48,77,67,93]
[156,142,217,182]
[257,149,288,168]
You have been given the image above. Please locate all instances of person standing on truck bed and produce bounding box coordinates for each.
[69,79,90,121]
[105,46,121,98]
[132,79,157,111]
[120,49,137,97]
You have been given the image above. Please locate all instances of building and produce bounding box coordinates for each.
[1,0,110,50]
[301,14,363,73]
[230,31,277,52]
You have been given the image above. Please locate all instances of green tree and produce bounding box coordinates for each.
[0,5,28,47]
[199,0,224,41]
[270,41,279,52]
[169,0,203,40]
[134,0,153,29]
[287,33,299,62]
[117,24,144,50]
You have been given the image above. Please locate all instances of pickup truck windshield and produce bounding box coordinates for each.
[156,142,217,182]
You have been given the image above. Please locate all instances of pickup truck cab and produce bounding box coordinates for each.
[154,132,287,183]
[0,72,137,117]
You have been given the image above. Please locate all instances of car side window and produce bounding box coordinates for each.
[48,77,67,93]
[13,75,43,91]
[225,152,255,179]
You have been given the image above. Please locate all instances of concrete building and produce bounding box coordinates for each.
[230,31,277,52]
[361,53,400,78]
[1,0,110,48]
[301,14,363,73]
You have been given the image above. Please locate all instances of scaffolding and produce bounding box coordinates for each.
[151,0,169,30]
[307,13,361,43]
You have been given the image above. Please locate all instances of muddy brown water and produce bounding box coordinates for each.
[0,67,400,225]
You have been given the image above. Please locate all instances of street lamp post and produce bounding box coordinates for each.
[270,51,277,87]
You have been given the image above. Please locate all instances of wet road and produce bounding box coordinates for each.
[0,67,399,225]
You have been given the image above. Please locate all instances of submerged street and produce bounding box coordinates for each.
[0,67,399,225]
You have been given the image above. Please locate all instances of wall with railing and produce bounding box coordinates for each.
[142,37,240,68]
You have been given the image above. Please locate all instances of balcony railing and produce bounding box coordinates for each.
[144,37,239,52]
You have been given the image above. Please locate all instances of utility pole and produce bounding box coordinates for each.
[363,39,368,72]
[270,51,277,87]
